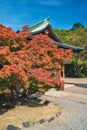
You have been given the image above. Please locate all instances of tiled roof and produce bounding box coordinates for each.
[28,17,83,52]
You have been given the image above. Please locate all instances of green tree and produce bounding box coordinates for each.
[71,22,84,31]
[54,23,87,77]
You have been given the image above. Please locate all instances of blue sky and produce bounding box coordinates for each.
[0,0,87,31]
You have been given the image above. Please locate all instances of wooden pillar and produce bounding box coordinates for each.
[62,65,65,77]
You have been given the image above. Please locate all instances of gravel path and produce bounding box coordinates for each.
[63,78,87,95]
[22,94,87,130]
[21,78,87,130]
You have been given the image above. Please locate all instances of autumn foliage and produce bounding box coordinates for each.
[0,24,73,94]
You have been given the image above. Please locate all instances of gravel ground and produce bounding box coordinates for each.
[22,95,87,130]
[14,78,87,130]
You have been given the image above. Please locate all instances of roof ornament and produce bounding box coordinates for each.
[44,16,50,25]
[46,16,50,20]
[44,16,50,22]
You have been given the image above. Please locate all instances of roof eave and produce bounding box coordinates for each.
[54,41,83,52]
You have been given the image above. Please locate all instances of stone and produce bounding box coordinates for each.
[32,122,36,126]
[48,117,55,122]
[15,86,24,97]
[7,125,21,130]
[39,119,45,124]
[44,100,50,105]
[56,113,59,118]
[58,112,61,115]
[23,122,30,128]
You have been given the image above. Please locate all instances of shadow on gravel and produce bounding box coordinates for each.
[64,82,87,88]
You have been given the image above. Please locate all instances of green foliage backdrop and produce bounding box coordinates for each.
[54,23,87,77]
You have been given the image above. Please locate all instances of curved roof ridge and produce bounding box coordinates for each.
[28,17,50,31]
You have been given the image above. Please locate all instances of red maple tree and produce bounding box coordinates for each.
[0,24,73,94]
